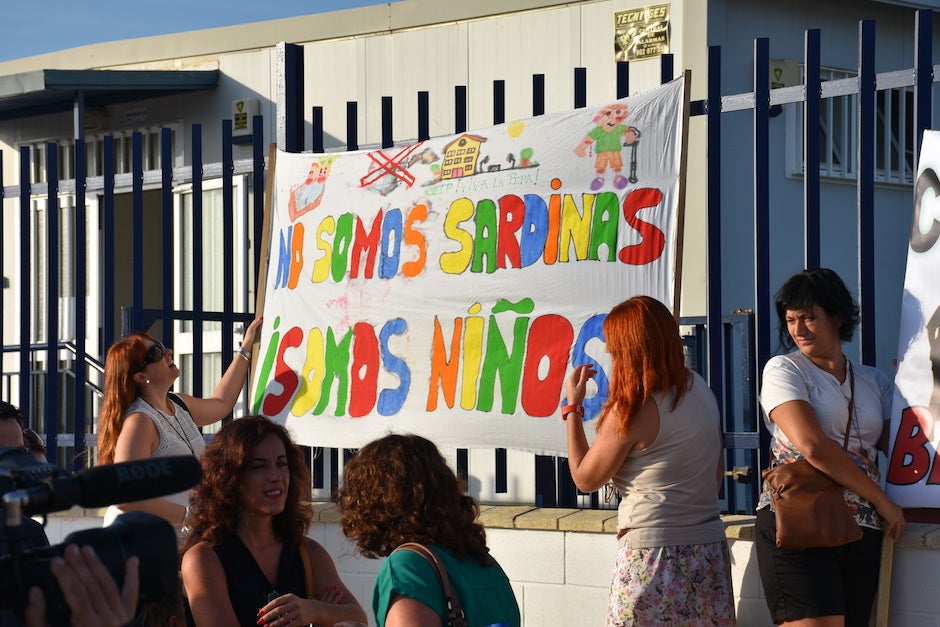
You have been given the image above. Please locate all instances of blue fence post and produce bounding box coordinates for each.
[616,61,629,98]
[347,101,359,151]
[532,74,545,117]
[19,146,31,413]
[221,119,235,420]
[455,86,467,134]
[382,96,393,149]
[857,20,877,366]
[706,45,724,409]
[279,42,304,153]
[804,29,821,270]
[45,142,60,460]
[914,10,933,168]
[493,80,505,124]
[132,132,144,333]
[161,128,174,341]
[192,124,205,399]
[103,136,116,350]
[312,107,324,153]
[753,38,771,382]
[418,92,430,142]
[0,152,3,354]
[74,138,87,468]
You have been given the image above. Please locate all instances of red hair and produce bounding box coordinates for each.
[598,296,689,436]
[97,332,153,465]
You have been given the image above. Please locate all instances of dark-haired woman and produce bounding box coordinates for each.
[336,433,521,627]
[97,318,262,528]
[756,268,904,626]
[181,415,366,627]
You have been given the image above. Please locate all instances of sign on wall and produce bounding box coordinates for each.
[250,76,688,455]
[614,4,670,62]
[886,129,940,510]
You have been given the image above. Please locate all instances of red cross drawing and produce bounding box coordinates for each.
[360,142,425,189]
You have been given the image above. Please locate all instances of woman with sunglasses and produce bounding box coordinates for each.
[97,317,262,528]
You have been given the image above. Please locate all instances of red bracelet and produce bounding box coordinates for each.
[561,404,584,420]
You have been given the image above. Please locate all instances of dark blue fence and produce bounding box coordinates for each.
[2,10,935,512]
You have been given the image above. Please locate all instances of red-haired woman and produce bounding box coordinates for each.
[565,295,735,626]
[97,317,261,528]
[181,415,366,627]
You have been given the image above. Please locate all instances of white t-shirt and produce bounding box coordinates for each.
[760,351,891,458]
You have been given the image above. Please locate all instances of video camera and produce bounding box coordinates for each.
[0,446,202,625]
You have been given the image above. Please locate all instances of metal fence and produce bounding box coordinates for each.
[2,10,935,513]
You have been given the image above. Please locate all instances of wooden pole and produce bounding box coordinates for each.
[875,536,895,626]
[248,143,277,395]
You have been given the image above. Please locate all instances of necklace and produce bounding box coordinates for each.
[142,397,195,455]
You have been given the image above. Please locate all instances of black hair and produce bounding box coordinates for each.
[774,268,859,350]
[0,401,24,428]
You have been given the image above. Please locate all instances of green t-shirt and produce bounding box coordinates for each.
[373,544,520,627]
[588,123,627,152]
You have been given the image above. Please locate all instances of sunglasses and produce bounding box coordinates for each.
[140,340,169,369]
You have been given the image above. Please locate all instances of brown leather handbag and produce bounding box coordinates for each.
[761,363,864,549]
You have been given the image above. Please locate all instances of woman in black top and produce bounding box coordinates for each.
[181,416,366,627]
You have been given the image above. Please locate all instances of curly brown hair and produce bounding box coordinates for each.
[336,434,491,566]
[181,416,312,553]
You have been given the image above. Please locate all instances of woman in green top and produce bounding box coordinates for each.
[336,434,520,627]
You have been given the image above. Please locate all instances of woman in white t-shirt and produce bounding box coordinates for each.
[96,317,262,528]
[756,268,904,627]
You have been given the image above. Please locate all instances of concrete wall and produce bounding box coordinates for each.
[41,506,940,627]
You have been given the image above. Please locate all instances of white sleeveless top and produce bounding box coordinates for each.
[103,395,205,525]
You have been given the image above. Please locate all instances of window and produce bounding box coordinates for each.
[787,67,914,185]
[23,127,177,182]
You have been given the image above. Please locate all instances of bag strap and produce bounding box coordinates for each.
[299,540,316,599]
[843,361,855,450]
[393,542,466,626]
[167,391,190,415]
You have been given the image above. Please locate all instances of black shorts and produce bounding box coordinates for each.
[755,507,883,627]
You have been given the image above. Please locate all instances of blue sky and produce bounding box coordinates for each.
[0,0,388,63]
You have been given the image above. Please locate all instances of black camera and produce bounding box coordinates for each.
[0,446,201,625]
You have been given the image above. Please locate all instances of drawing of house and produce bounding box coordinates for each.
[441,134,486,179]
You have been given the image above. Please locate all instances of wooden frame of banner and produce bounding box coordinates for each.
[874,537,894,627]
[247,143,277,393]
[671,69,692,318]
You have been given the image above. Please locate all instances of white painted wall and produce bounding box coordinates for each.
[41,511,938,627]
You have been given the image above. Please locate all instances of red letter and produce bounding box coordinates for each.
[521,314,574,416]
[497,195,524,269]
[262,326,304,416]
[619,188,665,265]
[350,211,383,279]
[887,406,934,485]
[349,322,379,417]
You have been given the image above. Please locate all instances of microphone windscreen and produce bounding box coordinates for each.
[76,455,202,508]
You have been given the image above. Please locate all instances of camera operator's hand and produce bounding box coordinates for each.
[24,544,140,627]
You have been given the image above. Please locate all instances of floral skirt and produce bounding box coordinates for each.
[607,540,735,627]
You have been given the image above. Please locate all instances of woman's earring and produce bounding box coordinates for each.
[146,379,151,384]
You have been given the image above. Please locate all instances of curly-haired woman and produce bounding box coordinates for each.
[181,415,366,627]
[336,433,520,627]
[97,318,262,528]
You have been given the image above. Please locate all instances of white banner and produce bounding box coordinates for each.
[250,76,687,455]
[886,129,940,508]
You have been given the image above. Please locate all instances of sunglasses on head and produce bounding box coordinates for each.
[140,340,168,369]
